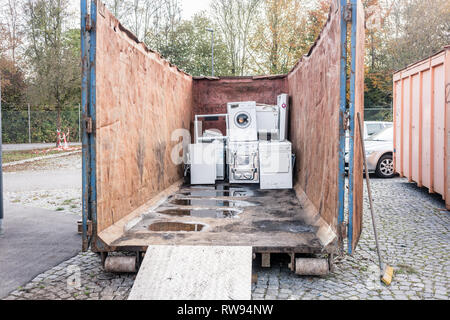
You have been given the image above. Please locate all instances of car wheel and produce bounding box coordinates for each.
[376,154,395,179]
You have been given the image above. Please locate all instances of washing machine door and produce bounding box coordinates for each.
[227,102,258,142]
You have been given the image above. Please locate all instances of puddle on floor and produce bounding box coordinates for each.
[157,208,239,219]
[148,222,205,232]
[178,190,264,198]
[169,198,238,207]
[182,184,267,198]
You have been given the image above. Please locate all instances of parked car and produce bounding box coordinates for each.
[346,126,394,179]
[346,121,392,143]
[364,121,393,139]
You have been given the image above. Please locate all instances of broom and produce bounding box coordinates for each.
[357,112,394,286]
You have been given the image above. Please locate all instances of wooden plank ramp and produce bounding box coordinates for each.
[128,246,253,300]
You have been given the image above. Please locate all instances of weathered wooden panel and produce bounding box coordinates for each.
[95,2,193,233]
[350,0,365,250]
[287,1,342,231]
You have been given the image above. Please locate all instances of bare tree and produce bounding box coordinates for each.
[211,0,262,76]
[0,0,24,65]
[382,0,449,70]
[103,0,181,53]
[24,0,80,130]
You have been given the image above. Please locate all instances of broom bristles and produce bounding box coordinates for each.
[381,265,394,286]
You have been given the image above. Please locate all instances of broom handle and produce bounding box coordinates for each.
[357,112,383,270]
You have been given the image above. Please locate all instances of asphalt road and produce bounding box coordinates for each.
[3,170,81,192]
[0,153,82,299]
[0,203,81,298]
[2,143,81,152]
[2,154,82,192]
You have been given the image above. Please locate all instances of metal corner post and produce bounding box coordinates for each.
[81,0,89,250]
[348,0,358,255]
[81,0,97,251]
[338,0,349,249]
[0,76,3,235]
[88,0,98,248]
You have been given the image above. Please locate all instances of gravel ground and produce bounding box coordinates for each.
[3,154,82,215]
[2,143,81,152]
[2,176,449,300]
[3,152,82,173]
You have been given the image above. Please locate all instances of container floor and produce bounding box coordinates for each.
[109,183,335,254]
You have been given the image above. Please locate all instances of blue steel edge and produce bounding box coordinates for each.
[81,0,89,251]
[89,0,98,245]
[338,0,348,246]
[348,0,357,255]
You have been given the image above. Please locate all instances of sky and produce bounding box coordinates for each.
[70,0,211,20]
[180,0,212,19]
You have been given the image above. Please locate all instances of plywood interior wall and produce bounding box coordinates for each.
[95,2,193,233]
[287,0,342,231]
[394,47,450,209]
[93,0,365,239]
[193,76,288,136]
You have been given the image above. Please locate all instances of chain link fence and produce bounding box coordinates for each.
[1,105,392,144]
[1,105,81,144]
[364,107,393,122]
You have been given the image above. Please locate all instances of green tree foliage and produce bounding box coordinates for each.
[361,0,449,119]
[0,56,26,108]
[23,0,80,129]
[158,13,232,76]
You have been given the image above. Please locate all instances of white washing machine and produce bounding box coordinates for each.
[227,101,258,142]
[259,141,293,190]
[228,141,260,184]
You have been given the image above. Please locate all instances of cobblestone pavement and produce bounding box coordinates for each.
[2,177,449,300]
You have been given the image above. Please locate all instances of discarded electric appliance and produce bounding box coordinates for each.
[187,94,293,189]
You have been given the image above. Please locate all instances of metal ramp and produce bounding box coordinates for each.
[128,246,252,300]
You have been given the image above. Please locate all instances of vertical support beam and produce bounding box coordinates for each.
[0,76,3,235]
[78,103,81,143]
[393,80,397,171]
[408,75,413,182]
[430,66,435,194]
[400,77,404,176]
[338,0,348,245]
[347,0,357,254]
[445,47,450,208]
[89,0,98,245]
[28,104,31,144]
[444,47,450,208]
[261,253,271,268]
[418,72,424,187]
[81,0,90,251]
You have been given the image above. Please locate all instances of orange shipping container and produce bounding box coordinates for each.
[393,46,450,208]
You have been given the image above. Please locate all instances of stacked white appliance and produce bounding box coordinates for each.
[227,102,260,184]
[258,94,293,190]
[188,94,293,190]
